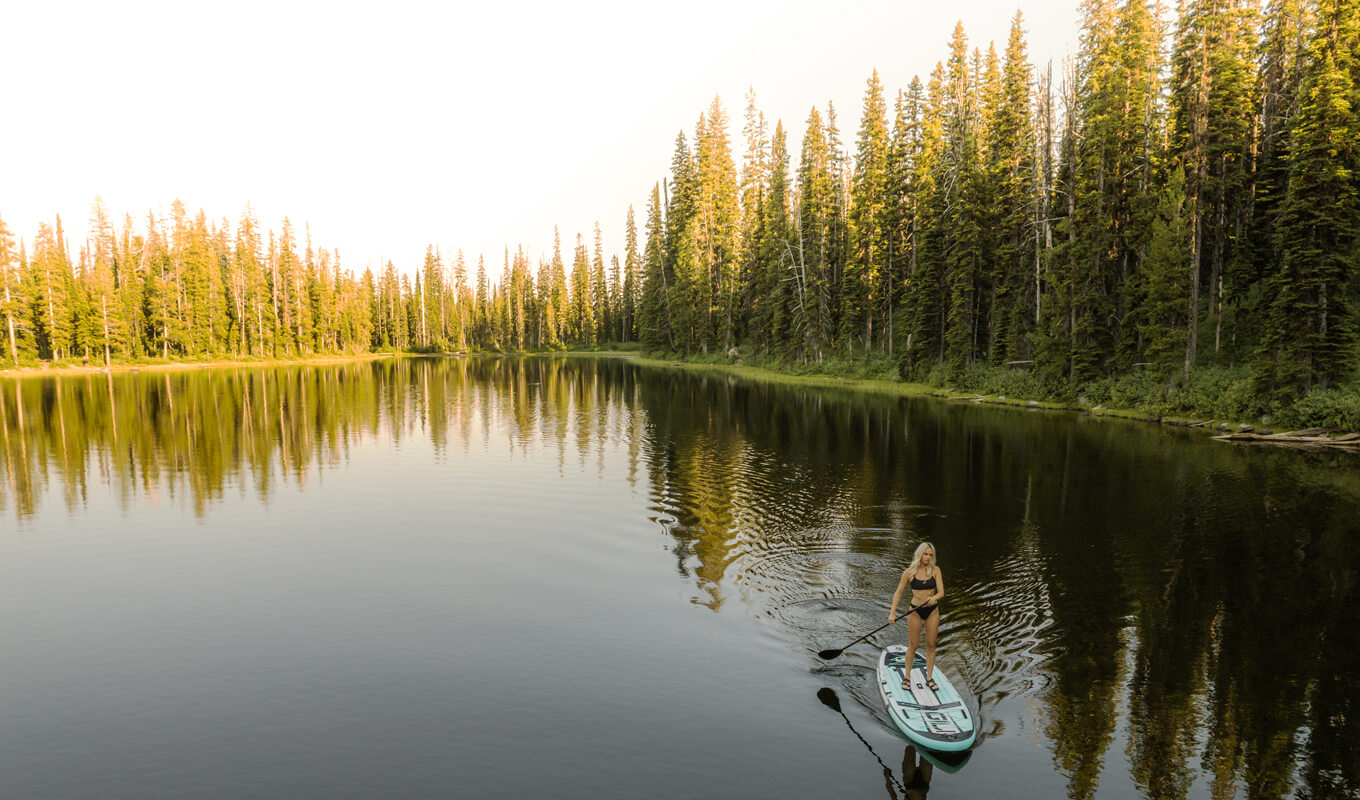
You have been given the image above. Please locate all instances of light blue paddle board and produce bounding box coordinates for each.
[876,644,977,752]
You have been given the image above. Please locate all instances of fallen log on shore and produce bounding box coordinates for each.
[1212,428,1360,450]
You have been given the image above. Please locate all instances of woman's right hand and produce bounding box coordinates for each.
[888,612,897,625]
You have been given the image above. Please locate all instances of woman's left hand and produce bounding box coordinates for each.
[927,596,938,605]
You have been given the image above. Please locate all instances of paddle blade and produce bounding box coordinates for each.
[816,687,843,713]
[817,648,843,660]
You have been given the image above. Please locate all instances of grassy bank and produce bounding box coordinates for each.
[619,348,1360,434]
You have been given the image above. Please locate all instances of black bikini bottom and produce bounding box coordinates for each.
[915,604,938,620]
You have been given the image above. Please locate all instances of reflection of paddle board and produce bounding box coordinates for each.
[917,745,972,773]
[876,645,977,752]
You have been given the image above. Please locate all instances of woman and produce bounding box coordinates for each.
[888,542,944,691]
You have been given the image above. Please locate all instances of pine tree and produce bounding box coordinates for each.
[453,249,470,349]
[1112,0,1168,367]
[902,67,948,371]
[536,258,555,348]
[824,102,852,351]
[1138,167,1193,374]
[693,97,741,350]
[550,227,568,346]
[622,206,641,342]
[427,246,450,349]
[665,131,703,351]
[402,273,418,347]
[846,69,892,354]
[71,245,100,363]
[0,213,28,364]
[639,183,673,350]
[941,25,985,369]
[759,120,796,354]
[277,218,309,354]
[989,13,1039,363]
[797,106,838,356]
[737,88,770,344]
[1038,0,1133,383]
[1244,0,1311,353]
[311,246,337,351]
[569,233,594,344]
[117,213,145,359]
[608,254,622,342]
[1033,62,1059,358]
[885,86,918,358]
[361,267,379,350]
[1259,0,1360,393]
[591,222,610,342]
[511,246,531,349]
[298,225,319,353]
[182,211,215,356]
[475,254,489,347]
[1206,0,1262,359]
[1172,0,1261,367]
[87,197,121,365]
[235,206,264,356]
[30,220,74,360]
[208,219,231,355]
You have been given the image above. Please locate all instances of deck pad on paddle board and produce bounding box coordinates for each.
[876,645,977,752]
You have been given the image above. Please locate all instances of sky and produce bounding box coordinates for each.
[1,0,1080,277]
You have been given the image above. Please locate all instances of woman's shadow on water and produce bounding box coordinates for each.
[892,745,935,799]
[817,687,971,799]
[887,743,975,799]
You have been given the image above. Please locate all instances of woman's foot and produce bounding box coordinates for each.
[902,677,911,690]
[926,678,940,692]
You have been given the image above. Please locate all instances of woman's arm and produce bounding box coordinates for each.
[889,570,910,622]
[928,567,944,605]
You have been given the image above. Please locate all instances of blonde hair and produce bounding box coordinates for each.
[907,541,937,579]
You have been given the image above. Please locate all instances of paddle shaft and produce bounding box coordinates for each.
[819,604,923,660]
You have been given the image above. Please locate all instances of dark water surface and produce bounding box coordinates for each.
[3,357,1357,800]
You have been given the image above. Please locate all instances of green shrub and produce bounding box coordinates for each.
[921,362,954,390]
[1170,367,1259,419]
[1274,387,1360,431]
[1107,369,1165,411]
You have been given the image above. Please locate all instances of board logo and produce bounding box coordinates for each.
[923,710,960,734]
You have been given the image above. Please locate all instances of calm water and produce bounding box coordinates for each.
[2,357,1357,800]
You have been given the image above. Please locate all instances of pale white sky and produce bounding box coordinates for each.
[0,0,1079,277]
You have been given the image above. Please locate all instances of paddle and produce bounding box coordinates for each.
[817,604,921,660]
[816,688,908,795]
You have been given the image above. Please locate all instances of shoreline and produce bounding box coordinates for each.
[0,350,635,379]
[5,349,1355,448]
[0,352,397,378]
[619,354,1360,449]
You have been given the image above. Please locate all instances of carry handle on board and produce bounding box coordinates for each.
[817,604,921,660]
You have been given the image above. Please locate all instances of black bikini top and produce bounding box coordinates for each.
[910,572,936,591]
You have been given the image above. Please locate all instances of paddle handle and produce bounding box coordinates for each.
[887,602,924,626]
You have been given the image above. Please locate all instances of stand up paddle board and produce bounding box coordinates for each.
[876,644,976,752]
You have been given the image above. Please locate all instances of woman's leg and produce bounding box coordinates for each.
[903,611,923,687]
[924,606,941,686]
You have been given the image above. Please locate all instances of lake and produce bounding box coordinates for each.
[2,356,1357,799]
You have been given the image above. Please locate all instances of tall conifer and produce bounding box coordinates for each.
[1259,0,1360,392]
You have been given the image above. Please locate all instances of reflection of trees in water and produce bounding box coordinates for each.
[0,357,646,523]
[635,371,927,610]
[634,373,1360,800]
[1023,430,1128,800]
[3,359,1357,799]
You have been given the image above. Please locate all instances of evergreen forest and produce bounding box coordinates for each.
[2,0,1358,424]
